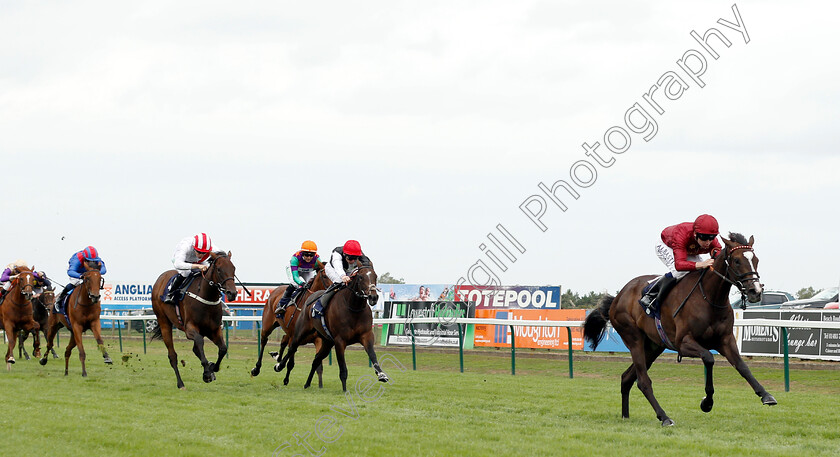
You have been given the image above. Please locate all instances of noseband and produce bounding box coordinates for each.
[199,255,236,300]
[348,268,378,308]
[711,245,762,303]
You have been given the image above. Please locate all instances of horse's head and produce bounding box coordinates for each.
[207,251,238,302]
[81,262,104,303]
[350,263,379,307]
[40,287,56,308]
[721,233,763,303]
[16,269,35,301]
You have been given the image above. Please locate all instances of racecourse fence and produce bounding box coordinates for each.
[5,315,838,393]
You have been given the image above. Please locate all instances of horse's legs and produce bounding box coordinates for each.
[18,330,29,360]
[63,328,79,376]
[186,326,214,383]
[39,320,60,365]
[32,326,42,359]
[3,320,17,367]
[678,335,717,413]
[304,339,335,389]
[251,320,278,377]
[88,320,112,364]
[334,340,349,392]
[314,338,324,388]
[159,320,186,390]
[717,334,777,406]
[361,331,389,383]
[69,322,87,377]
[207,326,228,379]
[619,342,665,418]
[625,337,672,425]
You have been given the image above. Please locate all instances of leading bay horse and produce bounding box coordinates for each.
[20,287,58,360]
[150,252,238,390]
[584,233,776,426]
[277,262,389,391]
[40,261,113,376]
[0,267,40,369]
[250,266,330,386]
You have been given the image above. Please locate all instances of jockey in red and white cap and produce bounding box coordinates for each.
[164,233,220,304]
[640,215,723,315]
[324,240,369,286]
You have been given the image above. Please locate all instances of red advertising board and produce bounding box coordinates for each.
[473,309,585,350]
[230,285,278,305]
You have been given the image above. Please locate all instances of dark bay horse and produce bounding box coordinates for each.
[150,252,238,390]
[584,233,776,426]
[0,268,39,369]
[277,263,389,391]
[19,287,58,360]
[40,262,113,376]
[250,267,330,385]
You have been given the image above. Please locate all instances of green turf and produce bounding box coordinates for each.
[1,334,839,456]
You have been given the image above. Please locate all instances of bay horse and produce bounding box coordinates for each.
[19,287,58,360]
[0,267,40,369]
[40,261,113,376]
[150,252,238,390]
[250,267,331,386]
[277,262,389,391]
[583,233,776,426]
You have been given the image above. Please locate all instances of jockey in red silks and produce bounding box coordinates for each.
[639,214,723,315]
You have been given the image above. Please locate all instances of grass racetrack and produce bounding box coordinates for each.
[2,332,839,456]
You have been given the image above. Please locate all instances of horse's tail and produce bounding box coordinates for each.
[149,324,163,342]
[583,294,615,351]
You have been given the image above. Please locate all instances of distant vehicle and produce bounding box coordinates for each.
[778,286,839,310]
[731,290,794,309]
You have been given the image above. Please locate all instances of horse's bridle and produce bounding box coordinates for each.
[201,255,236,298]
[10,271,35,304]
[348,267,378,308]
[79,269,104,304]
[711,245,762,305]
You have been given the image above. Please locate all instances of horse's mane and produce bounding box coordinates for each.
[728,232,749,245]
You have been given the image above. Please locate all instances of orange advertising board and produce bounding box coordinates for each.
[474,309,585,350]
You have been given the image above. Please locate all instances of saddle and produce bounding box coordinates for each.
[162,272,199,305]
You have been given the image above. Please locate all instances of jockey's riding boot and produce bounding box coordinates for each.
[275,285,296,316]
[0,288,6,305]
[639,276,665,315]
[55,286,70,312]
[653,275,678,309]
[163,275,186,304]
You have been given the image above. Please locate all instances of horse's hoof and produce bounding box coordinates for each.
[179,386,187,391]
[39,358,48,366]
[211,372,216,382]
[661,418,675,427]
[250,367,260,377]
[283,378,289,386]
[104,357,113,365]
[700,397,714,413]
[269,351,279,361]
[377,372,390,383]
[762,393,777,406]
[6,357,15,364]
[82,372,87,377]
[304,383,311,389]
[203,375,213,383]
[53,354,59,359]
[24,355,31,361]
[273,363,283,373]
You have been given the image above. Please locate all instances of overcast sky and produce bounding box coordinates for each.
[2,0,837,298]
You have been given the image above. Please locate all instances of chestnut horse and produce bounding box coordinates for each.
[19,287,58,360]
[277,263,389,391]
[40,262,113,376]
[584,233,776,426]
[150,252,238,389]
[0,268,40,369]
[249,267,331,384]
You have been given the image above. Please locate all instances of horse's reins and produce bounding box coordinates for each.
[673,245,760,317]
[74,270,103,309]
